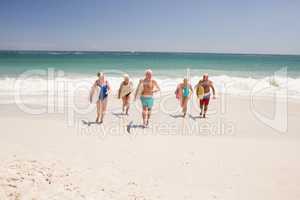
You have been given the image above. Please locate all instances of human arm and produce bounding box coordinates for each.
[175,84,180,95]
[107,81,112,94]
[189,84,194,97]
[210,81,216,99]
[134,79,142,100]
[118,82,122,99]
[89,81,97,103]
[153,80,160,93]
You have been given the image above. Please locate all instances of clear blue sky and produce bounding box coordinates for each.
[0,0,299,54]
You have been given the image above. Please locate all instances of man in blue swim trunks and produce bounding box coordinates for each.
[135,69,160,127]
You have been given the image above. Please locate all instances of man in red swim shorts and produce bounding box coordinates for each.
[195,73,216,118]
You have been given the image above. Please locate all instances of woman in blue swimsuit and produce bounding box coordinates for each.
[90,72,111,123]
[175,78,193,117]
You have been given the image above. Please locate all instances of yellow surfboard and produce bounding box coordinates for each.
[196,85,204,99]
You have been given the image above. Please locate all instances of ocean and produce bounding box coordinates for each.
[0,51,300,100]
[1,51,300,77]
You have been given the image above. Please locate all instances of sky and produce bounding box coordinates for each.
[0,0,299,54]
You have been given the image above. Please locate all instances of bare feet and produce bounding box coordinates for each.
[144,120,149,128]
[126,109,129,116]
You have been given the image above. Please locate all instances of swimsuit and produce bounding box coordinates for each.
[125,92,131,97]
[140,96,154,109]
[182,86,190,97]
[97,81,109,101]
[140,79,155,109]
[200,92,210,106]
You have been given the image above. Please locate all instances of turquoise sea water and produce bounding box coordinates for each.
[0,51,300,78]
[1,51,300,100]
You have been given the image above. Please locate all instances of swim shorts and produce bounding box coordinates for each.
[140,96,154,109]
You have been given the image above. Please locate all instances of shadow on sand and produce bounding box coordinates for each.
[111,112,128,118]
[169,114,184,119]
[126,121,145,133]
[189,114,203,121]
[81,120,101,126]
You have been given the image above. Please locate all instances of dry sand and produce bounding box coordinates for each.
[0,93,300,199]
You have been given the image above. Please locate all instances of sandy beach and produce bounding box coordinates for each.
[1,92,300,200]
[1,0,300,199]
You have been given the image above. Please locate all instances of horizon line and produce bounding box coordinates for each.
[0,49,299,56]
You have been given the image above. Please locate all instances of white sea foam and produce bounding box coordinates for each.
[0,75,299,104]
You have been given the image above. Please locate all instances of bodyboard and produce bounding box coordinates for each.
[175,86,182,99]
[120,82,133,98]
[89,86,99,103]
[136,81,144,97]
[196,85,204,99]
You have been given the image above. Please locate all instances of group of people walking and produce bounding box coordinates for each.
[89,69,215,127]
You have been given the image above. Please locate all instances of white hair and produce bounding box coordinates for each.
[123,73,129,79]
[145,69,153,75]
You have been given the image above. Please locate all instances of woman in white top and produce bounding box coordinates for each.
[118,74,133,115]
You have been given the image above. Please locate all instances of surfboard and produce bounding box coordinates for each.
[196,85,204,99]
[175,85,182,99]
[89,86,99,103]
[136,80,144,97]
[120,82,133,98]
